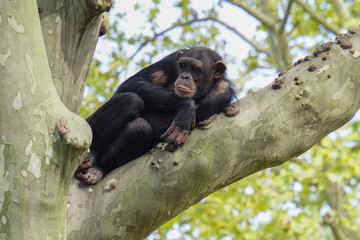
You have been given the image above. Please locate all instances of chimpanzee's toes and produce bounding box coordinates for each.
[77,166,104,185]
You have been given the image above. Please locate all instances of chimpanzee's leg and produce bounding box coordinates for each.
[99,117,154,173]
[76,92,145,184]
[77,117,154,184]
[87,92,145,156]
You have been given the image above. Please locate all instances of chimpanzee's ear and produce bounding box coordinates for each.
[213,61,227,78]
[176,51,184,61]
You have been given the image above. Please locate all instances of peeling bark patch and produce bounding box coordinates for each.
[25,139,34,156]
[55,15,60,24]
[25,54,37,95]
[161,179,178,187]
[332,78,354,100]
[0,50,11,67]
[117,226,127,236]
[352,51,360,58]
[21,170,27,177]
[0,14,2,22]
[2,215,7,224]
[249,123,262,140]
[7,16,25,33]
[12,91,22,110]
[27,153,41,178]
[45,146,52,165]
[0,144,4,164]
[316,65,330,74]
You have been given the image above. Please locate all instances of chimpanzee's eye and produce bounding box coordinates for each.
[179,62,186,68]
[191,65,200,73]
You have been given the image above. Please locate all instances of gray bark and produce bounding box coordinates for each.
[0,0,108,239]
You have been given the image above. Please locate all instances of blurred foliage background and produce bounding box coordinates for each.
[80,0,360,239]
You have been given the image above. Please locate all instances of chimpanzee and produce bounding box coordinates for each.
[76,47,236,184]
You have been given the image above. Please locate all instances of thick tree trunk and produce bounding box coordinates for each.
[67,30,360,239]
[0,0,107,239]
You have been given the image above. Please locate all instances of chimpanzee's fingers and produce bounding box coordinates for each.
[160,129,172,139]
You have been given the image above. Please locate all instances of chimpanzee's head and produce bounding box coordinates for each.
[174,47,227,99]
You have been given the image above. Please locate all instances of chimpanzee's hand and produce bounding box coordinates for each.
[160,121,190,146]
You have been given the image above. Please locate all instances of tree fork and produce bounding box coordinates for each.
[37,0,112,113]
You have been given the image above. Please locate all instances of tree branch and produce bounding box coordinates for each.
[279,0,294,34]
[292,0,341,35]
[324,181,360,239]
[224,0,277,31]
[207,17,271,55]
[332,0,351,20]
[67,28,360,240]
[130,17,271,61]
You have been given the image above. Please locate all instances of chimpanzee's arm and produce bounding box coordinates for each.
[118,79,192,112]
[196,79,235,123]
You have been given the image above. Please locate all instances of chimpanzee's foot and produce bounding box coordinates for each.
[77,166,104,185]
[75,152,104,184]
[76,152,96,173]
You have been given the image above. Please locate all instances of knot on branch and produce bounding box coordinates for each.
[99,16,107,37]
[57,118,70,136]
[89,0,112,13]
